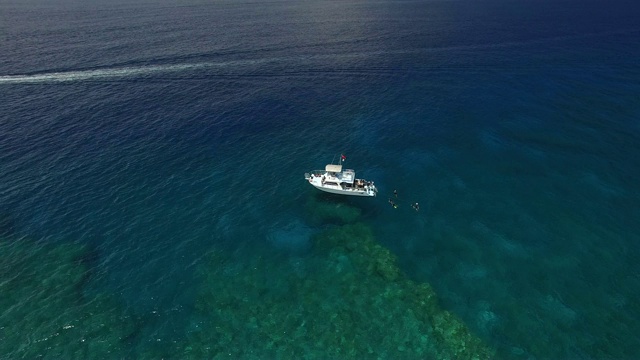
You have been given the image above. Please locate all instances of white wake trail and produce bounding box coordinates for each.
[0,62,217,84]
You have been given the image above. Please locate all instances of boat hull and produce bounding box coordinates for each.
[311,184,376,197]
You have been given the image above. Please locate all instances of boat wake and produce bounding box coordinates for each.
[0,62,237,84]
[3,27,637,85]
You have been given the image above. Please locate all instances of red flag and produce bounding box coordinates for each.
[341,154,346,161]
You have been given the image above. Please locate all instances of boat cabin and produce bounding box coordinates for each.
[324,164,355,184]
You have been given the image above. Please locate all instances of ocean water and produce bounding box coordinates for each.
[1,0,640,358]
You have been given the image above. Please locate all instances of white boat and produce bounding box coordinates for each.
[304,163,377,197]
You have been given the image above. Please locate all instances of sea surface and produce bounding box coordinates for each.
[1,0,640,358]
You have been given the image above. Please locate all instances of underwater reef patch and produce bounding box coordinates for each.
[0,236,136,359]
[182,222,494,359]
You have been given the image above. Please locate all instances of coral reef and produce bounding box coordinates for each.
[182,220,494,359]
[0,237,136,359]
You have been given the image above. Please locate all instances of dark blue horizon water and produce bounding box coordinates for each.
[2,0,640,358]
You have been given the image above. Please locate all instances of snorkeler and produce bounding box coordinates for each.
[411,202,419,211]
[388,198,398,209]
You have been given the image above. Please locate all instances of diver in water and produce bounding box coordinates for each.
[388,198,398,209]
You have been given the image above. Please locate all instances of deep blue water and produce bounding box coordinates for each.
[1,0,640,358]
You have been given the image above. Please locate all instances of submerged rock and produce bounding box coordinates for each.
[304,193,362,225]
[266,219,314,254]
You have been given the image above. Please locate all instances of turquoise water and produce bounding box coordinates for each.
[1,0,640,358]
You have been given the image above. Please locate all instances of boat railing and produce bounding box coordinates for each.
[304,170,325,179]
